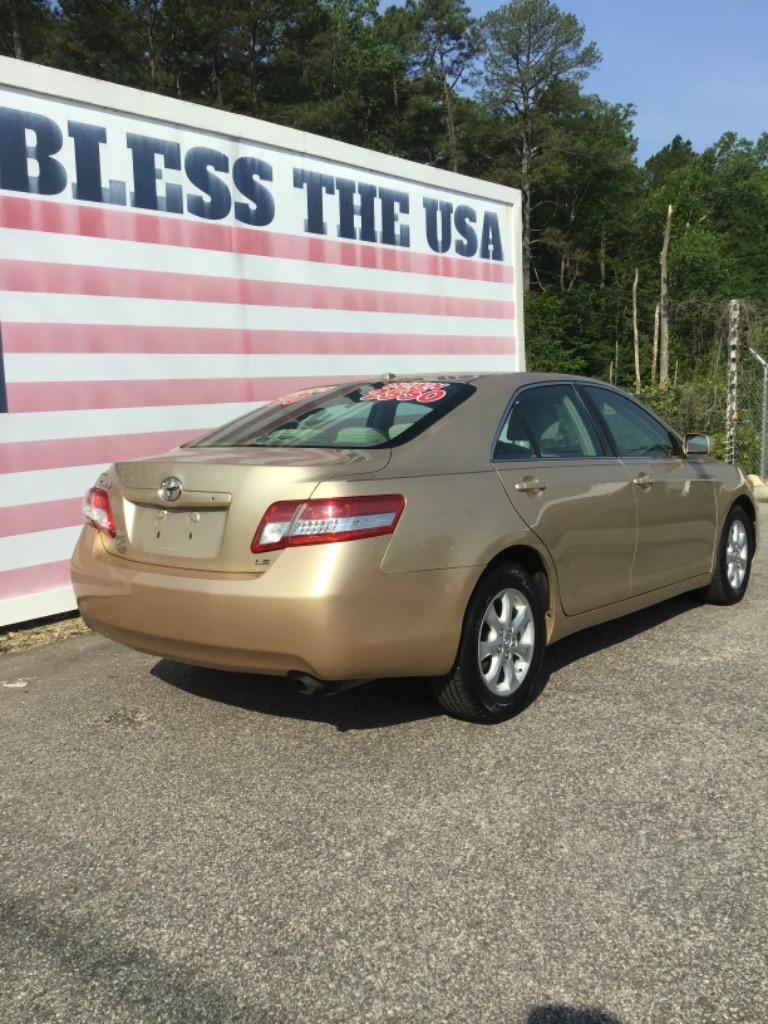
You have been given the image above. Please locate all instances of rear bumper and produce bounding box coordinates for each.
[71,529,477,680]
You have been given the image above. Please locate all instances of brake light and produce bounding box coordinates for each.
[82,487,116,538]
[251,495,405,553]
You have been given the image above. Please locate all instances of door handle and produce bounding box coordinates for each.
[632,474,653,488]
[515,477,546,494]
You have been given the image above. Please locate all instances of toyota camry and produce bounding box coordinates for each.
[71,374,758,723]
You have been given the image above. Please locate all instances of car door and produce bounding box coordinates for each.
[492,382,636,616]
[580,385,718,595]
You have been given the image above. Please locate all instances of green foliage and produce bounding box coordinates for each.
[0,0,55,62]
[4,0,767,442]
[641,379,727,456]
[480,0,600,118]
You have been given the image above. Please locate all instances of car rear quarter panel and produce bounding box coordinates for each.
[309,471,545,575]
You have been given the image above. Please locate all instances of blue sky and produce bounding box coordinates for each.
[465,0,768,163]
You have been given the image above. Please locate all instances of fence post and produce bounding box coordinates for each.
[762,364,768,481]
[725,299,740,465]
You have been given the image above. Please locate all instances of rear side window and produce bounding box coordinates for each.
[191,381,474,449]
[583,387,679,458]
[493,406,537,460]
[512,385,605,459]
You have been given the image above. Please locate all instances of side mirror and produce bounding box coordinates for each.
[684,433,714,456]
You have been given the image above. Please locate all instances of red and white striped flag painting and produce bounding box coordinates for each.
[0,58,523,625]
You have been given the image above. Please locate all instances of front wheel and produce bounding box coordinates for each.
[431,564,545,724]
[702,505,754,605]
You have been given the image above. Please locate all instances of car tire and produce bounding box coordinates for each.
[702,505,754,605]
[431,563,546,724]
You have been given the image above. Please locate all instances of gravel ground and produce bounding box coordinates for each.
[1,507,766,1024]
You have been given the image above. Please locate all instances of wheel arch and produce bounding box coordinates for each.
[478,544,554,640]
[731,495,758,553]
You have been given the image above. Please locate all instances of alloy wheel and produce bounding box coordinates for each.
[725,519,749,590]
[477,588,535,696]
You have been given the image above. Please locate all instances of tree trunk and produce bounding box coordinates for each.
[632,267,641,392]
[439,69,459,174]
[146,3,158,86]
[599,225,606,291]
[210,50,223,106]
[10,0,24,60]
[248,26,261,114]
[520,125,532,291]
[651,302,660,382]
[659,203,673,388]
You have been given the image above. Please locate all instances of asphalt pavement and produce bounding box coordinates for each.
[2,508,767,1024]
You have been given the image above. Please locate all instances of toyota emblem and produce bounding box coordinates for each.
[159,476,183,502]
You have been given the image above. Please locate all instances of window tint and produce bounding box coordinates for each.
[584,387,678,458]
[513,385,605,459]
[192,381,474,449]
[493,406,537,460]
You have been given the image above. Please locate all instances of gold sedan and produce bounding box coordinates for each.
[71,374,758,723]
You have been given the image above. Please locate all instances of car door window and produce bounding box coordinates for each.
[492,406,537,460]
[512,385,605,459]
[583,387,679,458]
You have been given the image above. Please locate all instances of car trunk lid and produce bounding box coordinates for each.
[100,446,391,573]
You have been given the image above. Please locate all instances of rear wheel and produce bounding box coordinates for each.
[431,564,545,724]
[702,505,754,605]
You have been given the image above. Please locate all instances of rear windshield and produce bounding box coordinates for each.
[190,381,475,449]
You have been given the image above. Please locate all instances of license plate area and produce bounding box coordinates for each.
[129,505,227,559]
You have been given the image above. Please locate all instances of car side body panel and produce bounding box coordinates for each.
[495,457,636,615]
[620,455,719,594]
[545,569,715,645]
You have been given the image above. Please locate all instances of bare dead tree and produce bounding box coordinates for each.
[659,203,673,387]
[651,302,660,382]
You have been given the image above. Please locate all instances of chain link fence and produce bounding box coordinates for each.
[738,346,768,479]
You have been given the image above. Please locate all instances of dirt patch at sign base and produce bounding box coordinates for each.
[0,615,90,655]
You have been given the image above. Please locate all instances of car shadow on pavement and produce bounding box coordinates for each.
[150,659,441,731]
[527,1006,621,1024]
[531,591,701,698]
[151,592,700,731]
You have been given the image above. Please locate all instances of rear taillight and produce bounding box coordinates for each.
[251,495,405,553]
[82,487,116,538]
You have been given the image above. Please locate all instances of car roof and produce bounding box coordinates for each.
[344,371,609,401]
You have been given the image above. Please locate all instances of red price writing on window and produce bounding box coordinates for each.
[272,387,333,407]
[362,382,447,404]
